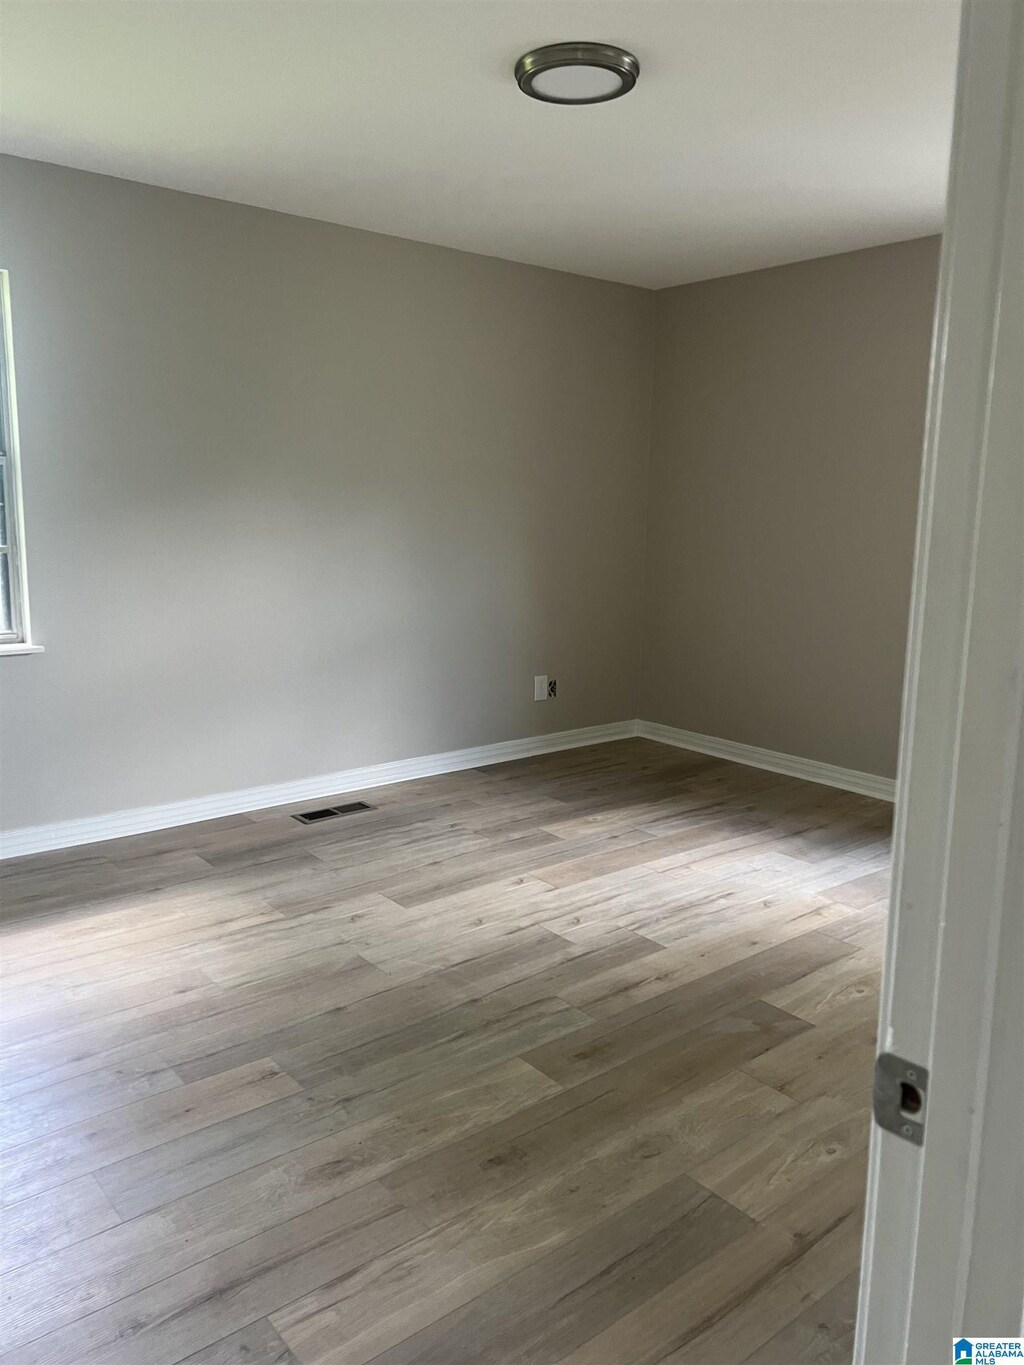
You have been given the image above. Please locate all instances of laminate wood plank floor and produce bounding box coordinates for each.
[0,739,889,1365]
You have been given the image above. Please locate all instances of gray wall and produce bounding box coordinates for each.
[0,157,652,829]
[641,238,940,778]
[0,157,939,833]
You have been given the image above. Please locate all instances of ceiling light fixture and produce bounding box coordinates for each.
[514,42,639,106]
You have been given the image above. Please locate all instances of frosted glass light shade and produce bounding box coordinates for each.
[528,64,625,102]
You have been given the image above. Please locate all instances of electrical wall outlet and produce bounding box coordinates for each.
[534,675,548,701]
[547,678,557,698]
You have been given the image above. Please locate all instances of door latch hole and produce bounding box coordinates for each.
[899,1081,924,1116]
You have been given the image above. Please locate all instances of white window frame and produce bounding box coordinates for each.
[0,270,40,654]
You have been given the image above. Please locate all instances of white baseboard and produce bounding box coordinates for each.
[0,720,640,860]
[1,716,894,860]
[636,720,896,802]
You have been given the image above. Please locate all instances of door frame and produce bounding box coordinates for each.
[855,1,1024,1360]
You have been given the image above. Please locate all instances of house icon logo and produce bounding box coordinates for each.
[954,1341,973,1363]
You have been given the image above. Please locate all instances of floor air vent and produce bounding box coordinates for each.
[292,801,375,825]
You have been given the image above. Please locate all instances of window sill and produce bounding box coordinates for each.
[0,643,44,656]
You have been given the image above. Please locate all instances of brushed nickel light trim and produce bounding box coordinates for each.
[514,42,639,105]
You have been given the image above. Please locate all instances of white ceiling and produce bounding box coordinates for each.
[1,1,961,288]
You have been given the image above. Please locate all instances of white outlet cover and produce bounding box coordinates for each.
[534,675,548,702]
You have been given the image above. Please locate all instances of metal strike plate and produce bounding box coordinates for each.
[873,1053,929,1146]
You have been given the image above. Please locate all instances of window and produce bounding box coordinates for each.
[0,270,36,651]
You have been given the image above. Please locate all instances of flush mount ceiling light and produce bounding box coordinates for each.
[514,42,639,105]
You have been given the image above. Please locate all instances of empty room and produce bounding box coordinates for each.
[3,2,1023,1363]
